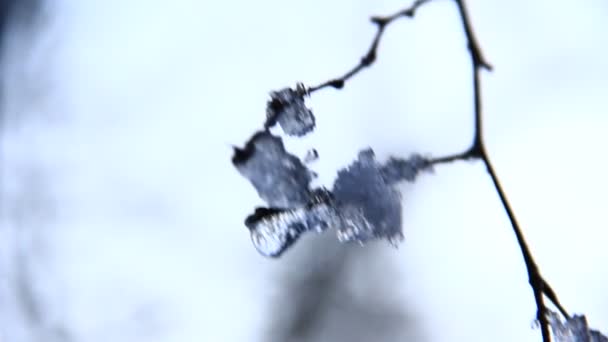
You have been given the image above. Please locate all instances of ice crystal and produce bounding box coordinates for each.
[381,154,431,184]
[265,84,315,137]
[548,310,608,342]
[332,149,403,243]
[232,131,313,208]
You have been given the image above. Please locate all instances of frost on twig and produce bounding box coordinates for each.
[233,119,432,256]
[333,150,432,244]
[333,149,403,243]
[382,153,432,184]
[547,311,608,342]
[265,84,315,136]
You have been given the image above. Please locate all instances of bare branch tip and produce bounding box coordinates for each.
[370,16,387,26]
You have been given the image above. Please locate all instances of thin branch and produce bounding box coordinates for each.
[303,1,571,341]
[428,149,478,166]
[481,146,551,342]
[452,1,567,341]
[453,1,493,71]
[307,0,430,94]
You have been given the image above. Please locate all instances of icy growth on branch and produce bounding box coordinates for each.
[548,310,608,342]
[232,131,313,208]
[265,84,315,136]
[234,142,432,257]
[245,189,340,257]
[233,82,434,256]
[381,153,431,184]
[332,149,403,243]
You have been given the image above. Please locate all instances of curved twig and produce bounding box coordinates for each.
[304,1,570,341]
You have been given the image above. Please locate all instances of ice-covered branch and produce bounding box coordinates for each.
[234,129,433,257]
[230,0,606,340]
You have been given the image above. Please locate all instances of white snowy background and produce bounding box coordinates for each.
[1,0,607,341]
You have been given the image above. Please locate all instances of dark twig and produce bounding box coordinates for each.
[304,0,571,341]
[452,1,569,341]
[481,145,552,342]
[428,149,478,166]
[307,0,430,94]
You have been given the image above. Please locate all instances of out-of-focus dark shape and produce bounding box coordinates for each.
[0,0,41,60]
[265,84,315,137]
[0,1,21,46]
[548,310,608,342]
[265,239,427,342]
[232,131,314,208]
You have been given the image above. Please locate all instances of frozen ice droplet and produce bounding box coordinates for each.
[381,153,431,184]
[245,207,303,257]
[250,228,291,258]
[243,189,340,257]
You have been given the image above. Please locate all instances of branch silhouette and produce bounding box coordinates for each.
[306,0,570,341]
[307,0,430,94]
[231,0,605,340]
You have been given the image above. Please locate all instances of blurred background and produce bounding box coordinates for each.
[1,0,607,341]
